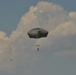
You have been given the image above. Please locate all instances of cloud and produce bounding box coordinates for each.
[0,1,76,75]
[53,50,76,57]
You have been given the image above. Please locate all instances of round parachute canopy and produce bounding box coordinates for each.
[27,28,48,39]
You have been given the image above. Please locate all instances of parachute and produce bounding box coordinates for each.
[27,28,48,51]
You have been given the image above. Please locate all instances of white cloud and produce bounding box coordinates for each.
[69,12,76,22]
[0,1,76,75]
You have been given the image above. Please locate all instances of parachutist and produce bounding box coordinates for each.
[27,28,48,51]
[10,59,12,61]
[37,48,39,51]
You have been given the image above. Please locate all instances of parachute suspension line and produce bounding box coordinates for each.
[36,45,40,51]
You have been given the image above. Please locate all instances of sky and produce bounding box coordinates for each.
[0,0,76,75]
